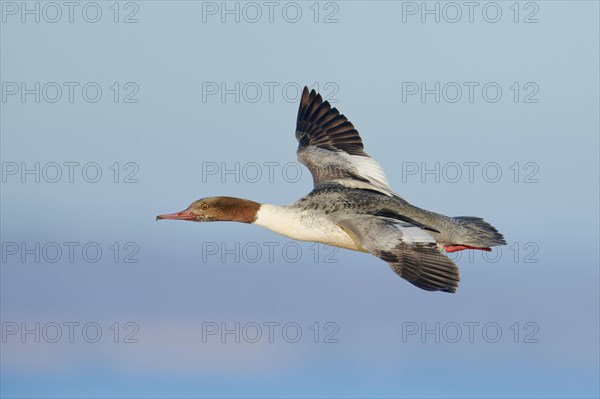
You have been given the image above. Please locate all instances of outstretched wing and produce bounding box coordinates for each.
[295,87,394,196]
[334,215,460,293]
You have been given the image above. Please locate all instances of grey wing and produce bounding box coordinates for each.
[295,87,395,196]
[334,215,460,293]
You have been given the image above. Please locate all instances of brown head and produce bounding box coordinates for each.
[156,196,261,224]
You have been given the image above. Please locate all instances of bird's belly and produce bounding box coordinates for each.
[257,209,365,252]
[286,222,364,252]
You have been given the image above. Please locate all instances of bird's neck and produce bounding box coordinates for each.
[253,204,303,238]
[214,197,262,224]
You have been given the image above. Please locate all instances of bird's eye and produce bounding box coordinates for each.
[201,203,209,210]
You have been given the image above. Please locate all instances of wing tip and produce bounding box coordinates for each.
[296,86,366,156]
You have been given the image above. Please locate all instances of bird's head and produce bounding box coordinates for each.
[156,196,260,224]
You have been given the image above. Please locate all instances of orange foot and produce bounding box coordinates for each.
[444,245,492,253]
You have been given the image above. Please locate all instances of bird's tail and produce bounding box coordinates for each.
[452,216,506,248]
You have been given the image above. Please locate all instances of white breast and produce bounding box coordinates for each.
[253,204,363,251]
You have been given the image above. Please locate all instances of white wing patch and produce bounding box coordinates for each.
[396,224,436,244]
[346,153,391,194]
[298,146,397,197]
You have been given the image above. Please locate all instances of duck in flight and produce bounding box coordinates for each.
[157,87,505,293]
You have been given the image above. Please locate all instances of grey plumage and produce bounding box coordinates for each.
[334,216,460,293]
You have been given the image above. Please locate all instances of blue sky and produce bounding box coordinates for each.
[1,1,599,398]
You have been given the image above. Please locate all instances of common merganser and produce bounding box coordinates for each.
[158,87,506,293]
